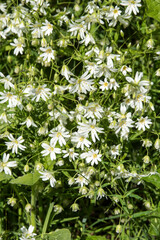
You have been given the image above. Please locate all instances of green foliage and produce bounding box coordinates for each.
[36,229,71,240]
[142,174,160,189]
[10,171,40,186]
[85,236,106,240]
[146,0,160,22]
[0,172,12,181]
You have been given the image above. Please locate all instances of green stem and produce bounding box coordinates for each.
[31,185,37,232]
[42,202,54,234]
[12,185,31,225]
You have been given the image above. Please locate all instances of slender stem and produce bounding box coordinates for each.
[0,217,2,235]
[31,185,37,231]
[42,202,54,234]
[12,185,31,225]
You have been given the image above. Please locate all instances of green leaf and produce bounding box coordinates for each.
[86,236,106,240]
[131,210,153,218]
[130,130,143,140]
[129,193,143,200]
[146,0,160,22]
[149,218,160,236]
[142,174,160,189]
[0,172,12,182]
[10,171,40,186]
[36,229,71,240]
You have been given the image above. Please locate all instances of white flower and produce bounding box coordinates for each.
[40,47,55,62]
[75,173,89,187]
[109,78,119,90]
[126,71,150,93]
[20,225,36,240]
[32,84,51,102]
[0,153,17,175]
[71,132,92,150]
[0,74,14,89]
[120,0,141,15]
[61,65,72,80]
[49,125,70,147]
[108,6,122,19]
[0,91,20,108]
[135,116,152,131]
[99,78,109,91]
[39,171,56,187]
[10,39,25,55]
[41,141,61,160]
[77,119,104,143]
[68,21,87,40]
[41,20,53,36]
[142,139,152,148]
[5,134,26,154]
[0,112,9,123]
[121,65,132,76]
[30,21,43,38]
[84,102,104,119]
[115,105,134,138]
[110,145,121,159]
[81,149,102,166]
[62,148,79,161]
[21,116,37,128]
[68,72,95,94]
[79,32,95,46]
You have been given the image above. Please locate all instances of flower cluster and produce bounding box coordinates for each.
[0,0,159,238]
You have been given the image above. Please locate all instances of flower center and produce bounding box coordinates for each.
[45,48,52,54]
[93,153,97,159]
[47,24,52,29]
[6,93,13,98]
[17,43,22,48]
[79,137,84,142]
[104,82,108,87]
[123,66,127,70]
[56,132,62,137]
[140,119,145,124]
[119,120,126,127]
[13,140,19,144]
[113,9,118,14]
[49,147,54,151]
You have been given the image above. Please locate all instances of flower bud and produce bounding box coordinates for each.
[54,204,63,214]
[7,197,17,207]
[26,103,33,112]
[156,68,160,76]
[35,162,43,171]
[7,56,12,63]
[120,30,124,38]
[144,200,151,209]
[68,177,75,186]
[79,186,88,195]
[24,164,29,172]
[97,187,106,199]
[154,138,160,150]
[71,203,79,212]
[143,155,150,164]
[15,66,20,74]
[116,225,122,233]
[25,203,32,212]
[146,39,154,49]
[41,38,47,47]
